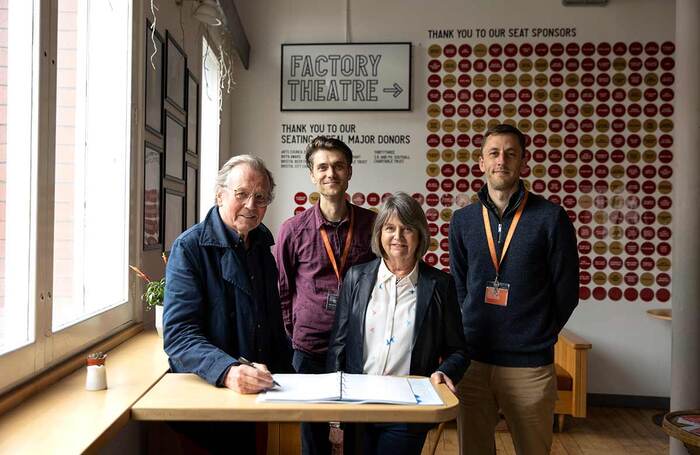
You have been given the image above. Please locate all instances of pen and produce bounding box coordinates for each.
[237,356,281,388]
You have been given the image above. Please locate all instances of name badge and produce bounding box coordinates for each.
[484,281,510,306]
[325,293,339,311]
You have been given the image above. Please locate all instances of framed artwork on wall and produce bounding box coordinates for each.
[164,112,185,181]
[187,71,200,155]
[163,188,185,252]
[186,163,199,229]
[165,31,187,112]
[145,21,164,135]
[143,142,162,250]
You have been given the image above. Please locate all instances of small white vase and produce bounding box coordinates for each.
[155,305,164,337]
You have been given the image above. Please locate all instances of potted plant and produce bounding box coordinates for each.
[130,253,167,336]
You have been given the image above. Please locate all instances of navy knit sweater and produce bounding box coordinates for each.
[449,182,579,367]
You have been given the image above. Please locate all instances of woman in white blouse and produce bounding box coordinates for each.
[327,192,467,455]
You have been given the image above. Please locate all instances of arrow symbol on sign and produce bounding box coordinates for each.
[383,83,403,98]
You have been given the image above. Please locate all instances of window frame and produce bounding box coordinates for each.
[0,0,141,394]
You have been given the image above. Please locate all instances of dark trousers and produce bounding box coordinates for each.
[343,423,428,455]
[293,349,332,455]
[169,421,258,454]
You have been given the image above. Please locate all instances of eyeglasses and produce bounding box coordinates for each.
[230,187,272,208]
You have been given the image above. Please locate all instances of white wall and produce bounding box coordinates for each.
[229,0,675,397]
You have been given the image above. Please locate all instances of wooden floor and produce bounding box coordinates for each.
[423,407,670,455]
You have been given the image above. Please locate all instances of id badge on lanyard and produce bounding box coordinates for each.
[482,192,528,307]
[320,206,354,312]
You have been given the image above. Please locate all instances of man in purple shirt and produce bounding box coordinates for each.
[275,136,376,455]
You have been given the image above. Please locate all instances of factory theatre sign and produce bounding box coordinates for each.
[281,42,411,111]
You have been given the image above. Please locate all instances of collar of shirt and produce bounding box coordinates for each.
[312,200,352,230]
[377,258,419,289]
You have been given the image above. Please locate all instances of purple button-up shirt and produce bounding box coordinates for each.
[275,202,376,355]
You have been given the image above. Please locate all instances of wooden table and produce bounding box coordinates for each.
[131,373,458,454]
[662,410,700,454]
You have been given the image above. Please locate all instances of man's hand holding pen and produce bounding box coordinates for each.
[223,357,279,394]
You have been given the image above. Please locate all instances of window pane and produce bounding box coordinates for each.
[52,0,130,330]
[200,37,220,220]
[0,0,37,354]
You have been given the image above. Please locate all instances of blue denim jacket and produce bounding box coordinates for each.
[163,206,292,385]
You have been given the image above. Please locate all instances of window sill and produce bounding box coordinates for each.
[0,329,169,453]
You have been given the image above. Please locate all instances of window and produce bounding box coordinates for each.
[0,0,133,393]
[199,36,220,219]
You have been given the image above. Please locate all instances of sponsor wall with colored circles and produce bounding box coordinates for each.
[291,40,674,305]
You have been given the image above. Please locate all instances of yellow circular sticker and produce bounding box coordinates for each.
[504,74,518,87]
[565,73,579,87]
[642,149,656,163]
[532,164,546,178]
[427,104,441,117]
[429,238,438,251]
[644,73,658,86]
[441,208,453,222]
[471,150,482,162]
[640,273,654,287]
[427,119,440,132]
[643,134,657,148]
[628,88,642,102]
[549,134,562,147]
[627,149,641,163]
[579,195,593,209]
[457,149,470,162]
[610,196,624,209]
[457,119,471,132]
[443,74,457,88]
[503,118,517,128]
[534,74,548,87]
[518,74,533,87]
[472,119,486,132]
[503,104,517,117]
[549,89,563,102]
[657,258,671,272]
[593,241,608,255]
[309,192,320,205]
[659,119,674,132]
[474,43,487,57]
[580,104,594,117]
[613,58,627,71]
[428,44,442,58]
[534,89,548,102]
[610,165,625,179]
[593,272,607,285]
[610,180,624,194]
[643,119,657,133]
[658,211,672,225]
[533,119,547,132]
[426,149,440,162]
[442,149,455,162]
[609,242,623,255]
[519,58,533,72]
[609,226,623,240]
[549,104,563,117]
[534,58,548,72]
[594,210,608,224]
[426,164,440,177]
[612,73,626,86]
[659,181,673,194]
[442,119,456,132]
[596,119,610,132]
[443,59,457,73]
[517,119,532,133]
[473,74,487,87]
[488,74,502,87]
[609,272,623,285]
[580,134,594,147]
[627,119,642,132]
[563,165,577,178]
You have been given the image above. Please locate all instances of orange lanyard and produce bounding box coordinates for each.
[319,205,355,285]
[481,191,529,279]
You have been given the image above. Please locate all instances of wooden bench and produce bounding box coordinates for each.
[554,328,592,431]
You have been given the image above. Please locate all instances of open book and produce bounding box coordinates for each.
[257,372,443,406]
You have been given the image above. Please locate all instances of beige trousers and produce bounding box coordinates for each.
[456,360,557,455]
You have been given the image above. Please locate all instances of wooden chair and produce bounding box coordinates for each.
[427,329,592,453]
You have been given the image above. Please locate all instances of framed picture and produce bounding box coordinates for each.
[143,142,162,250]
[187,71,200,155]
[145,21,164,135]
[164,112,185,181]
[186,163,199,228]
[165,31,187,112]
[163,188,185,252]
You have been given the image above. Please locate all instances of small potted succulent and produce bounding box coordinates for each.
[130,253,167,336]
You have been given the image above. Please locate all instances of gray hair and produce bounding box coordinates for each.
[214,154,276,202]
[371,192,430,261]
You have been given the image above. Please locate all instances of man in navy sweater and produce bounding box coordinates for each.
[449,124,579,455]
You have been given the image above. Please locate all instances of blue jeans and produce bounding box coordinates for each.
[293,349,332,455]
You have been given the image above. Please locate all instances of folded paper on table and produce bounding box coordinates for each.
[257,373,443,406]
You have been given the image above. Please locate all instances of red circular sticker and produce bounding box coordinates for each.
[579,256,591,270]
[440,224,450,237]
[456,179,469,192]
[424,253,438,266]
[352,192,365,205]
[412,193,424,205]
[425,208,439,222]
[640,289,654,302]
[578,225,592,239]
[579,287,591,300]
[294,192,308,205]
[439,253,450,267]
[441,179,455,192]
[443,44,457,57]
[656,289,671,302]
[367,193,380,206]
[592,287,606,300]
[428,59,442,72]
[609,287,623,301]
[458,44,472,57]
[624,288,638,301]
[426,193,439,207]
